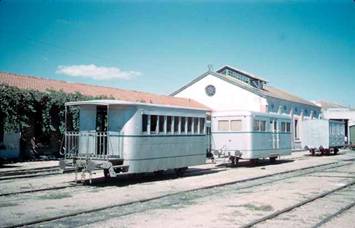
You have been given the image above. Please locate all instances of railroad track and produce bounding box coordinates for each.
[0,166,227,197]
[0,165,77,181]
[241,179,355,228]
[0,154,308,197]
[0,166,61,181]
[5,159,354,228]
[312,200,355,228]
[0,154,345,197]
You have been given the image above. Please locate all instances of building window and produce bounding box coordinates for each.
[205,85,216,96]
[218,120,229,131]
[230,120,242,131]
[294,119,299,139]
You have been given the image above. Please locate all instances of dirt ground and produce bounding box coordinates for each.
[0,150,354,227]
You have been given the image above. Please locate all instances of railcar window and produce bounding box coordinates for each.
[181,117,186,133]
[253,120,259,131]
[194,117,199,133]
[254,120,266,132]
[174,116,179,133]
[158,115,165,133]
[286,122,291,132]
[200,118,205,134]
[260,121,266,131]
[187,117,193,133]
[142,114,148,133]
[281,122,286,132]
[218,120,229,131]
[167,116,172,133]
[230,120,242,131]
[150,115,157,134]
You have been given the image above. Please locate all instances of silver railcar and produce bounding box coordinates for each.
[210,110,292,165]
[60,100,208,181]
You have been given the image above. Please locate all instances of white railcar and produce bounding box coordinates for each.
[301,119,345,155]
[60,100,208,180]
[210,111,292,165]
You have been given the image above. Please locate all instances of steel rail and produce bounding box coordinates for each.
[241,180,355,228]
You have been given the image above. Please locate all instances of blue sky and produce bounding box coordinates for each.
[0,0,354,106]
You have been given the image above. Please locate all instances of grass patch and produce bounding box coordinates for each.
[38,192,72,200]
[0,201,18,208]
[234,203,274,212]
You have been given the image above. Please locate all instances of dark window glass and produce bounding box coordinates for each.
[167,116,172,133]
[200,118,205,134]
[142,114,148,132]
[150,115,157,134]
[181,117,186,133]
[193,117,199,133]
[286,122,291,132]
[159,115,165,133]
[187,117,192,133]
[174,116,179,133]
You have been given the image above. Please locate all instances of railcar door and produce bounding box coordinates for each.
[350,125,355,148]
[270,119,279,150]
[96,105,108,155]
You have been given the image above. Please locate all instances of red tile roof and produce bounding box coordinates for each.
[0,72,209,110]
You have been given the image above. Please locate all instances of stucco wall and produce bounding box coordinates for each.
[175,74,266,112]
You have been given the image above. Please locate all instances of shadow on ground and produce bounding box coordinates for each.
[84,167,226,187]
[215,158,295,169]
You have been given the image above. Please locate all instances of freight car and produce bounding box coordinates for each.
[302,119,345,155]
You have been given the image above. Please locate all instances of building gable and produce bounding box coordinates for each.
[174,73,267,112]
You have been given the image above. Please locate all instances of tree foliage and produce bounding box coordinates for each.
[0,84,109,155]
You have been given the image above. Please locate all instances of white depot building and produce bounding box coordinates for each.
[172,65,321,150]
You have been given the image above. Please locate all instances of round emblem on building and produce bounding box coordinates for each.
[205,85,216,96]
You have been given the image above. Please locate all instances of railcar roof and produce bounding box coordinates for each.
[65,99,209,111]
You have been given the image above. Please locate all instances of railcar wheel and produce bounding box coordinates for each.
[103,169,110,178]
[269,156,277,163]
[229,156,239,167]
[175,167,188,177]
[310,149,315,156]
[153,170,165,176]
[250,159,258,166]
